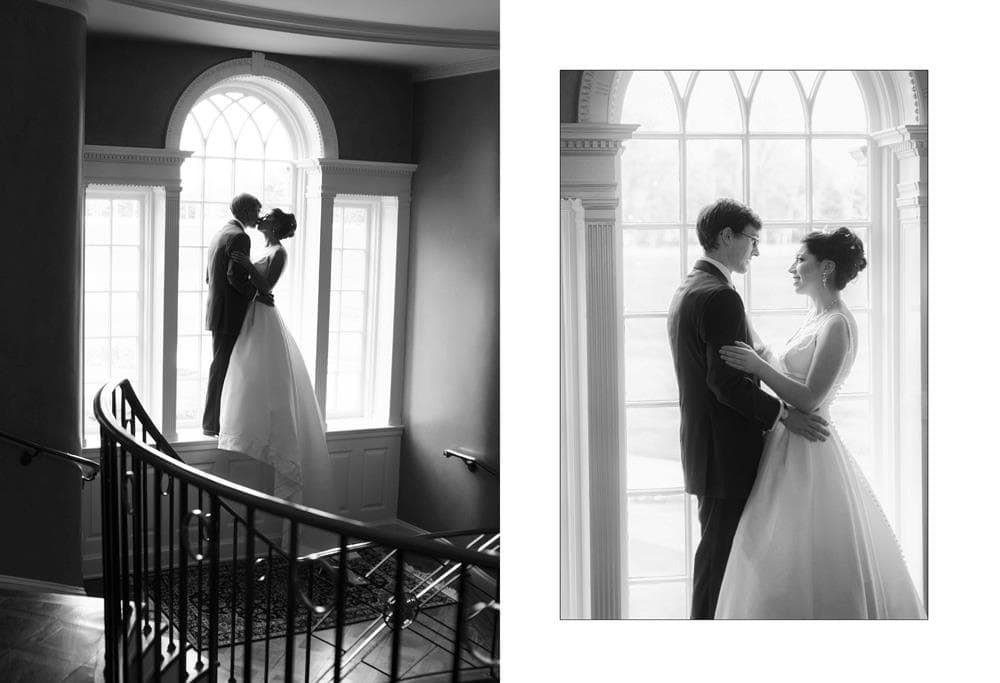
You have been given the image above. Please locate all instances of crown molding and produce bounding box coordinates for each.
[313,159,417,178]
[104,0,499,50]
[83,145,192,186]
[561,123,639,155]
[33,0,89,17]
[411,56,499,82]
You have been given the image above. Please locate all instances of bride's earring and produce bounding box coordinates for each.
[822,270,829,289]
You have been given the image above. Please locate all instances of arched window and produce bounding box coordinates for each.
[619,70,875,618]
[175,85,300,430]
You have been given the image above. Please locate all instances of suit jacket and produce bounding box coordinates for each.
[667,260,782,499]
[204,220,256,334]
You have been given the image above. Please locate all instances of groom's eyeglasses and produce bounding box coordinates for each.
[737,231,760,250]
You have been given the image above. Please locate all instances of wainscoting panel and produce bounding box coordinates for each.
[80,427,402,578]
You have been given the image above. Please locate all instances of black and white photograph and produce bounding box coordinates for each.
[0,1,497,680]
[560,69,928,620]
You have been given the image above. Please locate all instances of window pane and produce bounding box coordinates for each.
[86,246,111,291]
[748,227,810,310]
[812,139,868,220]
[110,292,138,337]
[331,372,362,415]
[205,118,234,157]
[626,405,683,490]
[343,208,369,249]
[177,292,203,335]
[221,97,250,137]
[812,71,867,132]
[111,246,141,291]
[669,71,693,97]
[176,335,201,381]
[235,121,265,158]
[86,199,112,244]
[621,71,679,132]
[176,380,201,424]
[234,159,264,199]
[623,228,681,313]
[179,118,205,157]
[84,338,111,385]
[621,140,680,223]
[181,158,204,200]
[84,293,109,338]
[341,251,367,291]
[749,71,805,132]
[840,311,870,394]
[179,203,203,246]
[686,139,742,219]
[339,332,363,373]
[191,99,218,137]
[112,200,141,245]
[340,291,364,332]
[204,158,234,201]
[624,317,676,402]
[685,71,742,132]
[628,493,686,579]
[628,580,687,619]
[749,139,806,220]
[264,161,292,204]
[265,123,293,160]
[178,247,203,291]
[111,337,139,379]
[203,204,230,244]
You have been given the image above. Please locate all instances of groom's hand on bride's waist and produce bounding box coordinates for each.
[780,407,830,442]
[255,291,275,306]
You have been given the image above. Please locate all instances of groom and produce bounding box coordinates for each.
[667,198,829,619]
[202,192,272,437]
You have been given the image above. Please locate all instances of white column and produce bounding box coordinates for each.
[561,123,637,619]
[160,184,182,440]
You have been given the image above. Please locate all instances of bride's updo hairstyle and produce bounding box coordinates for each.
[267,209,297,240]
[801,227,868,291]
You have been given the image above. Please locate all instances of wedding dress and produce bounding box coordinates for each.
[715,310,926,619]
[218,247,328,508]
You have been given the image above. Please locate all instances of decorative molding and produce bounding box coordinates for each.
[871,124,927,159]
[105,0,498,49]
[411,56,499,82]
[317,159,418,178]
[908,70,927,125]
[560,123,640,155]
[164,55,338,159]
[578,71,595,123]
[577,71,616,124]
[83,145,191,187]
[33,0,89,17]
[896,181,928,209]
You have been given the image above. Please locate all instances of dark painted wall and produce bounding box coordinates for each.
[561,70,582,123]
[0,0,86,586]
[398,71,499,531]
[86,36,413,161]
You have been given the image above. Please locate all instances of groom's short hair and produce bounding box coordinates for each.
[696,199,762,251]
[230,193,261,220]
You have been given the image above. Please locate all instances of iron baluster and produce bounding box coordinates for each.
[207,495,222,683]
[451,564,469,682]
[333,534,348,682]
[390,550,406,681]
[242,507,256,683]
[284,522,299,682]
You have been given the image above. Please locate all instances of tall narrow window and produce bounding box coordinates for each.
[326,195,398,424]
[619,70,876,618]
[83,190,150,441]
[176,90,296,431]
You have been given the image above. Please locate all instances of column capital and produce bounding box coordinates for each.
[560,123,640,155]
[872,124,927,159]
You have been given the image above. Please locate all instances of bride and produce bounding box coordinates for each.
[714,227,925,619]
[217,209,328,509]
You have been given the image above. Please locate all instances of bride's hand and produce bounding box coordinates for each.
[719,341,766,375]
[229,250,251,267]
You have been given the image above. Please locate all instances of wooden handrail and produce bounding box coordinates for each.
[443,449,498,477]
[0,429,101,483]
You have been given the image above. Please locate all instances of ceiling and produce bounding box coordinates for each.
[85,0,499,75]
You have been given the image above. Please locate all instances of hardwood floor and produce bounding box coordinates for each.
[0,587,105,682]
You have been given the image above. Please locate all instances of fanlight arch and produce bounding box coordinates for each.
[579,69,926,131]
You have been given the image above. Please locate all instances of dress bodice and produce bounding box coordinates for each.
[778,310,856,413]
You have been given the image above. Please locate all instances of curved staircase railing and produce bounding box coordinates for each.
[95,378,499,682]
[0,428,100,485]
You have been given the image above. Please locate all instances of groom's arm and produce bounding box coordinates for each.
[225,232,257,299]
[701,288,781,430]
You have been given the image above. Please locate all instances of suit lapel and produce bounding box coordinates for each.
[692,259,752,345]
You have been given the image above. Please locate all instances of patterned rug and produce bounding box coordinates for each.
[152,545,455,648]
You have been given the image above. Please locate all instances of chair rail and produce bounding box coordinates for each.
[0,428,100,483]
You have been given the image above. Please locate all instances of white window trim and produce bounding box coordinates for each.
[564,70,928,616]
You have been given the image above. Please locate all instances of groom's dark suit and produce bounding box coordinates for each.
[202,219,257,436]
[667,259,782,618]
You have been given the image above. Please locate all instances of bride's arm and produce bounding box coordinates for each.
[230,248,286,293]
[720,315,851,413]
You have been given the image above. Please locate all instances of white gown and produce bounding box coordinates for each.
[715,310,926,619]
[217,248,328,508]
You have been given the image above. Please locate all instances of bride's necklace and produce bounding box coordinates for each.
[806,298,842,323]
